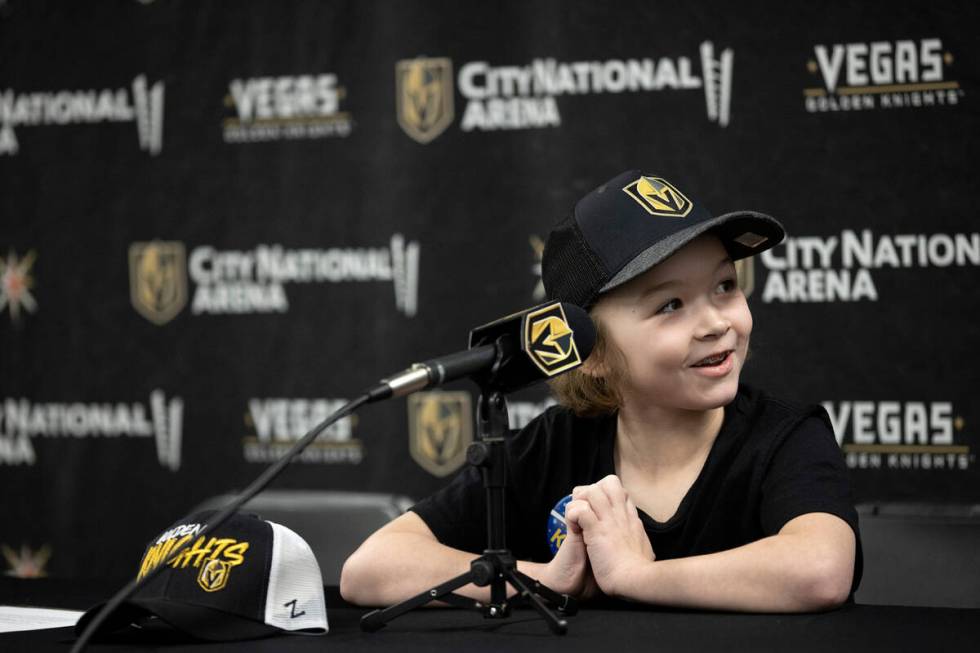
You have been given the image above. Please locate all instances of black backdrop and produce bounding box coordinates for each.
[1,0,978,580]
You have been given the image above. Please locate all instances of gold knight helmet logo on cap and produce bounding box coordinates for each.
[395,57,454,144]
[622,176,694,218]
[129,241,187,325]
[198,558,231,592]
[408,391,472,477]
[524,303,582,376]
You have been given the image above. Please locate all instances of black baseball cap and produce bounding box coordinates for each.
[542,170,785,308]
[75,511,328,641]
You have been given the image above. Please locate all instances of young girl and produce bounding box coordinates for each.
[341,170,861,612]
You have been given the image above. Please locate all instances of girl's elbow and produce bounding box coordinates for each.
[799,560,853,611]
[339,549,374,605]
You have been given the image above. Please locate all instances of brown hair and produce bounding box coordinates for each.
[547,311,627,417]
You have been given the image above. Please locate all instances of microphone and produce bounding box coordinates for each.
[366,302,595,402]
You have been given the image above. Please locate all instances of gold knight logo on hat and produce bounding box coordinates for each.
[198,558,232,592]
[396,57,454,144]
[524,303,582,376]
[622,176,693,218]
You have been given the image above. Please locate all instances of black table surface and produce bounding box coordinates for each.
[3,577,978,653]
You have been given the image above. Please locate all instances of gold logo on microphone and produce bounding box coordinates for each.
[622,176,693,218]
[524,303,582,376]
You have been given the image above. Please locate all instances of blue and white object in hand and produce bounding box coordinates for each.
[547,493,573,557]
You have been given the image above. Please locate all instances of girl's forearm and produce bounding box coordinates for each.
[616,528,854,612]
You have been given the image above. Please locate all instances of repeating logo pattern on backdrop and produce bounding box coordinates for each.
[129,235,420,323]
[396,58,455,143]
[243,398,361,465]
[129,242,188,325]
[7,7,980,584]
[396,41,732,142]
[0,390,183,470]
[223,72,352,142]
[758,229,980,303]
[408,392,472,477]
[803,38,964,113]
[0,75,164,156]
[824,399,973,472]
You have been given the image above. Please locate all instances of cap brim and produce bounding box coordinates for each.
[599,210,784,294]
[75,598,281,642]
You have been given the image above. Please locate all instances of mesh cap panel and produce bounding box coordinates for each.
[542,214,609,309]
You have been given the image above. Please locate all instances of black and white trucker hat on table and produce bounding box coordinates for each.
[75,511,328,641]
[542,169,786,309]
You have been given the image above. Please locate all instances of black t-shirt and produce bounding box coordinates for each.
[411,383,863,595]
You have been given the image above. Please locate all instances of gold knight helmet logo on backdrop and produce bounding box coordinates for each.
[129,241,187,325]
[395,57,455,144]
[735,258,755,297]
[408,391,472,477]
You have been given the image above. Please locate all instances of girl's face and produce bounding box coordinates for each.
[591,234,753,413]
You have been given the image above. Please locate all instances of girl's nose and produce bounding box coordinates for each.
[696,305,731,340]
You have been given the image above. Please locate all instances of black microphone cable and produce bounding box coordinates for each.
[70,392,371,653]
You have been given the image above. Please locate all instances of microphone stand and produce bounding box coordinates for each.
[360,385,576,635]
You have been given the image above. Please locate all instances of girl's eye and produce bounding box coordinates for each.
[657,298,682,314]
[716,278,736,294]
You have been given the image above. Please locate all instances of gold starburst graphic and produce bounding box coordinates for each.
[0,250,38,322]
[2,544,51,578]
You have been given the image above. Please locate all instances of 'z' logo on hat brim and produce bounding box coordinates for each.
[524,303,582,376]
[622,176,694,218]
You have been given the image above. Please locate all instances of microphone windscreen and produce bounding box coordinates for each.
[560,303,597,363]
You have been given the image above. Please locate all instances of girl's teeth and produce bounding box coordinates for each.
[697,352,727,366]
